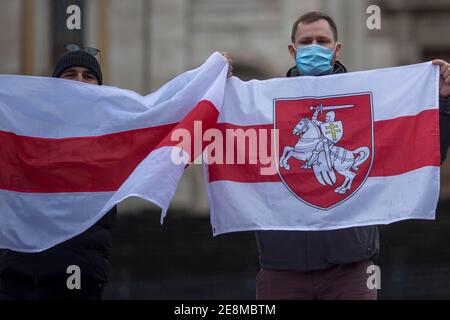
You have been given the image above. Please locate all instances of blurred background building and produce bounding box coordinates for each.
[1,0,450,299]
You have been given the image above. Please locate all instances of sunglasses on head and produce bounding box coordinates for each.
[65,43,100,56]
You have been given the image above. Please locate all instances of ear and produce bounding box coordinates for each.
[333,42,342,61]
[288,44,297,60]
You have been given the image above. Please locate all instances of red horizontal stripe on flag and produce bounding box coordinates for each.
[206,123,279,183]
[371,109,440,176]
[0,100,218,193]
[207,109,439,183]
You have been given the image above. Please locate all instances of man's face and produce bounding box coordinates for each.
[288,19,342,63]
[59,66,99,84]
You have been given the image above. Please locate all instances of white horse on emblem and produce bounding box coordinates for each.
[279,117,370,194]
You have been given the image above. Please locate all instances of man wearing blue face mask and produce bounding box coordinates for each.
[254,11,450,300]
[287,13,343,77]
[291,41,338,76]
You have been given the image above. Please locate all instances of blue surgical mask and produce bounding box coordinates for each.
[294,44,335,76]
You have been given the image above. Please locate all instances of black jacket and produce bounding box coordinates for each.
[0,207,117,283]
[255,62,450,271]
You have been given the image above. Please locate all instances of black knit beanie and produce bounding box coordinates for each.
[52,51,103,85]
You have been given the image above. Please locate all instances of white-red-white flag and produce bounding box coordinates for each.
[0,52,228,252]
[206,62,440,235]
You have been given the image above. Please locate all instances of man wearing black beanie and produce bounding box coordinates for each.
[52,49,103,84]
[0,46,117,300]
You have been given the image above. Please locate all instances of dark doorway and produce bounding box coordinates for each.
[51,0,85,62]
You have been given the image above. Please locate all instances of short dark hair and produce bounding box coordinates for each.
[291,11,338,43]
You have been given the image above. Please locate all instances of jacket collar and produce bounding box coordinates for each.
[286,60,347,77]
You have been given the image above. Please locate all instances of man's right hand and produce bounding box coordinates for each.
[220,52,233,78]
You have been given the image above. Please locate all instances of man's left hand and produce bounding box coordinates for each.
[433,59,450,98]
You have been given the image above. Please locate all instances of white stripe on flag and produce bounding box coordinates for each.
[207,166,439,235]
[218,61,439,126]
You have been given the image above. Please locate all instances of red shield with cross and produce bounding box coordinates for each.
[274,93,374,210]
